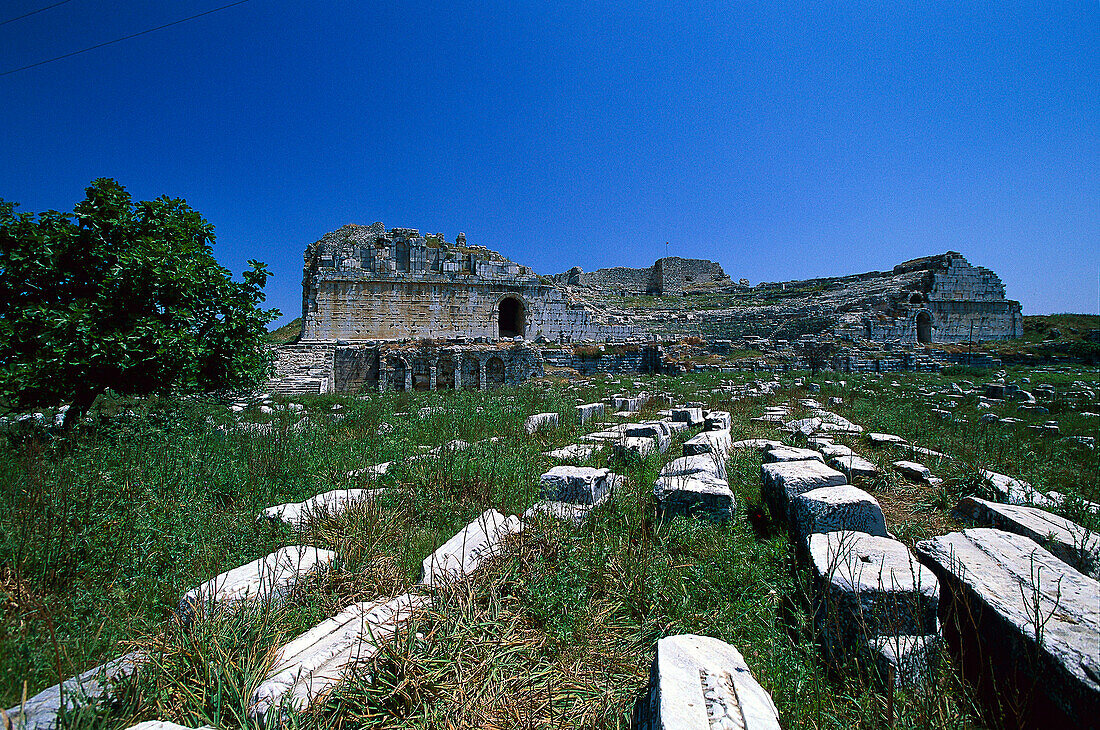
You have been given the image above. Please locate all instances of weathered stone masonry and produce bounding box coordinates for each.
[301,223,633,342]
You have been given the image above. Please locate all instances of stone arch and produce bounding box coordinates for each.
[436,354,456,390]
[388,356,408,391]
[411,358,431,392]
[485,356,505,389]
[460,357,480,390]
[909,292,924,305]
[916,310,933,344]
[498,296,526,339]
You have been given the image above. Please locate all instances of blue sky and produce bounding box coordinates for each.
[2,1,1097,325]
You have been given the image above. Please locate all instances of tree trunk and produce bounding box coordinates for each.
[62,386,103,433]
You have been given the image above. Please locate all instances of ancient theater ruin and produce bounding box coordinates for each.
[268,223,1023,393]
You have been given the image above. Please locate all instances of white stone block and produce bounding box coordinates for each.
[178,546,337,625]
[420,510,524,586]
[250,594,427,722]
[633,634,781,730]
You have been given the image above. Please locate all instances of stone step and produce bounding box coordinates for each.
[249,594,426,723]
[178,546,337,625]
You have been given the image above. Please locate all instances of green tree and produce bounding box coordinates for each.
[0,178,279,429]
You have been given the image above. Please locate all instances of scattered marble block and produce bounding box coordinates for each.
[683,429,732,459]
[955,496,1100,579]
[524,412,559,435]
[544,443,602,462]
[539,466,623,505]
[614,396,643,412]
[660,454,727,481]
[261,488,383,527]
[624,421,672,453]
[819,443,854,459]
[654,473,734,522]
[761,460,847,520]
[916,528,1100,729]
[704,410,731,431]
[828,454,880,481]
[867,634,942,687]
[908,444,952,462]
[523,498,606,524]
[178,546,337,625]
[614,436,659,459]
[5,652,144,730]
[670,407,704,426]
[867,432,907,446]
[346,461,391,479]
[979,469,1054,507]
[763,445,825,464]
[809,532,939,657]
[892,460,931,482]
[576,402,605,425]
[420,510,524,586]
[731,439,784,451]
[792,486,889,546]
[633,634,781,730]
[250,593,427,723]
[582,425,628,443]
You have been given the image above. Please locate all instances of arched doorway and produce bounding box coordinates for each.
[916,311,933,344]
[498,296,526,339]
[485,357,505,389]
[460,357,480,390]
[436,355,455,390]
[412,359,430,391]
[389,356,408,391]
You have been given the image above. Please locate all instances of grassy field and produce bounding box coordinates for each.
[1,366,1096,728]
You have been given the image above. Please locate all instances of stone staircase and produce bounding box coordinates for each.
[266,343,335,395]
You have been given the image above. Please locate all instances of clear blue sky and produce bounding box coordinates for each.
[2,1,1097,325]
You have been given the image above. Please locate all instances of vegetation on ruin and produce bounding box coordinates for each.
[1,366,1096,728]
[0,180,279,427]
[265,318,304,345]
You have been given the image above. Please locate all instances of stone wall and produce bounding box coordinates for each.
[269,341,544,394]
[301,224,635,343]
[552,257,731,295]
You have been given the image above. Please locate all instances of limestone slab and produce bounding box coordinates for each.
[763,445,824,464]
[809,532,939,655]
[178,546,337,625]
[761,460,847,520]
[979,469,1054,507]
[420,510,524,585]
[524,412,559,435]
[892,460,931,482]
[654,474,734,522]
[660,454,727,481]
[792,486,888,545]
[828,454,879,481]
[4,652,144,730]
[250,594,427,722]
[916,528,1100,728]
[539,466,623,505]
[633,634,781,730]
[262,489,383,527]
[955,496,1100,579]
[670,407,704,426]
[730,438,784,450]
[544,443,601,462]
[682,429,731,459]
[703,410,731,431]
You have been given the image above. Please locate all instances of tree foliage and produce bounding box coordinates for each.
[0,179,278,426]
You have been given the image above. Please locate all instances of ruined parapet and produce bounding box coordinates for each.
[551,257,732,296]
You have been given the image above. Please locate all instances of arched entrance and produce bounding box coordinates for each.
[412,359,431,391]
[916,311,933,344]
[436,355,455,390]
[389,356,408,391]
[485,357,505,389]
[460,357,480,390]
[498,296,526,339]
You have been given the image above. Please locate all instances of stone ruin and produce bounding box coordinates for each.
[269,224,1024,393]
